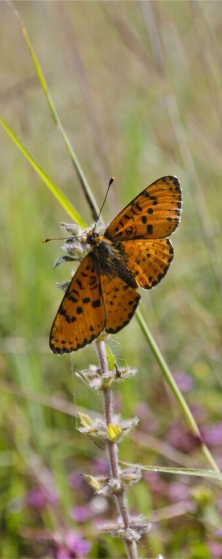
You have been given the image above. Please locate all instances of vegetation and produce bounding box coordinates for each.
[1,2,222,558]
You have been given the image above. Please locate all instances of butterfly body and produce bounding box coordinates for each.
[86,231,137,288]
[50,176,182,353]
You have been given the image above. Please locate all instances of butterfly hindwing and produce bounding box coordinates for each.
[120,238,174,289]
[100,272,140,334]
[105,176,181,241]
[50,254,105,353]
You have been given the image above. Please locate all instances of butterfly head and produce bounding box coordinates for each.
[86,221,107,245]
[57,222,106,262]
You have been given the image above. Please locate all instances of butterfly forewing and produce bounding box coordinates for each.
[105,176,181,241]
[100,273,140,334]
[50,254,105,353]
[121,238,174,289]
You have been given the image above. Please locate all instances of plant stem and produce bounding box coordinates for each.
[96,340,138,559]
[136,310,220,472]
[10,1,100,222]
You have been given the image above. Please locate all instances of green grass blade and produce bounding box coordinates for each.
[136,309,220,473]
[121,460,222,482]
[143,465,222,481]
[0,116,86,228]
[11,2,100,221]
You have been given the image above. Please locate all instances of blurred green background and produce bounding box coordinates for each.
[1,2,222,558]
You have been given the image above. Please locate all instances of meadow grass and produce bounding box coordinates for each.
[0,2,222,558]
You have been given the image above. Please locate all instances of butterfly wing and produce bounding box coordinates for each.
[50,176,182,351]
[100,272,140,334]
[50,254,105,353]
[120,238,174,289]
[105,176,181,241]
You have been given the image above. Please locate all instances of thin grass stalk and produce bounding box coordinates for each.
[9,1,100,222]
[136,310,219,472]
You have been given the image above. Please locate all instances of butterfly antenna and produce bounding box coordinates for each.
[93,176,115,230]
[43,236,70,243]
[97,176,115,222]
[45,177,115,242]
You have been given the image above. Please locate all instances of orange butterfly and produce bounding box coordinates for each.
[50,176,182,353]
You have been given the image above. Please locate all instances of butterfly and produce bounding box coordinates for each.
[50,176,182,353]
